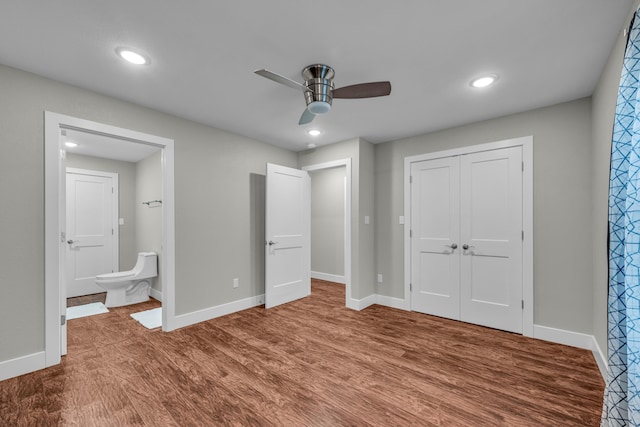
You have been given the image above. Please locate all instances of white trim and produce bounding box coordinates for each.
[522,140,534,337]
[591,336,608,380]
[65,167,120,274]
[346,294,377,311]
[376,294,411,311]
[311,271,346,284]
[533,324,594,349]
[0,352,46,382]
[149,287,163,302]
[302,159,353,309]
[172,294,265,330]
[45,112,177,375]
[403,136,534,337]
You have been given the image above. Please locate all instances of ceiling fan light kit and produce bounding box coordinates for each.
[255,63,391,125]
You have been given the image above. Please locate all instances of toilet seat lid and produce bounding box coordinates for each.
[96,270,135,280]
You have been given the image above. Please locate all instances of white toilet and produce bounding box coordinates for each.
[96,252,158,307]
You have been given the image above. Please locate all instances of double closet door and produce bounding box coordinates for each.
[410,146,523,333]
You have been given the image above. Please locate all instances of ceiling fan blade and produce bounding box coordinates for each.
[299,108,315,125]
[254,69,309,92]
[333,81,391,99]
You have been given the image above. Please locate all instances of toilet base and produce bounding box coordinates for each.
[104,280,151,308]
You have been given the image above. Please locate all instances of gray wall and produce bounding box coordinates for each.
[136,151,163,293]
[65,153,137,271]
[375,98,594,333]
[310,167,346,277]
[591,1,638,357]
[0,64,296,362]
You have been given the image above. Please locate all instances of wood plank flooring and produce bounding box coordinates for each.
[1,280,604,426]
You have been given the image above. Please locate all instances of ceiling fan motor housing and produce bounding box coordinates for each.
[303,64,335,114]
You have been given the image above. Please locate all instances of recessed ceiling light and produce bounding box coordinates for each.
[308,129,321,137]
[65,141,78,148]
[115,47,149,65]
[470,74,498,88]
[307,143,316,149]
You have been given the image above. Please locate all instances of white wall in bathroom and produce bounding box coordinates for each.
[136,151,163,294]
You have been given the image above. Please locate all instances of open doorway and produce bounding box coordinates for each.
[303,159,352,306]
[44,112,176,368]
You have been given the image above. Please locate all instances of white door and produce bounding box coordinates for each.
[460,147,523,333]
[66,169,118,297]
[265,163,310,309]
[410,157,460,319]
[410,147,523,333]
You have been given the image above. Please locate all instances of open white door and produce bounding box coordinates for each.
[265,163,310,309]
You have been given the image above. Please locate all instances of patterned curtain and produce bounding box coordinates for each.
[604,11,640,427]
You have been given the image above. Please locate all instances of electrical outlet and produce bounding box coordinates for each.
[377,274,383,283]
[233,278,239,288]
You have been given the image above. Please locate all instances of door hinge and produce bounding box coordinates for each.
[61,315,66,326]
[410,175,413,184]
[522,161,524,172]
[522,230,524,241]
[410,229,413,238]
[112,228,114,235]
[60,231,66,243]
[112,187,114,194]
[410,283,412,291]
[521,300,524,309]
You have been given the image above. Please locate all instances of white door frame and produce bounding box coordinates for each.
[44,112,177,368]
[302,158,353,308]
[404,136,533,337]
[66,167,120,282]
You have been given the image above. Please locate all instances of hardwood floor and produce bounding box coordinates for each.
[1,280,604,426]
[66,292,106,307]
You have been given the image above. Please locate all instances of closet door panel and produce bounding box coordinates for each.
[459,147,523,333]
[410,157,460,319]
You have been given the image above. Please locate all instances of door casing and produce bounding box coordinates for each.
[44,112,176,367]
[404,136,533,337]
[302,159,353,308]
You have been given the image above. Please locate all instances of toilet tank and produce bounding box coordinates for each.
[133,252,158,278]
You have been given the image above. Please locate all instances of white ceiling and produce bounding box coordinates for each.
[0,1,633,152]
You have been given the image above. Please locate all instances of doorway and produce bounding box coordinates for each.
[44,112,177,368]
[303,159,352,306]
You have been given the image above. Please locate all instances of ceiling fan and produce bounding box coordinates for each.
[254,64,391,125]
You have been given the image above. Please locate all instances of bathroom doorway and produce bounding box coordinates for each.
[44,112,176,368]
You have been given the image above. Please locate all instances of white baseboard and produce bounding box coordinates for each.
[591,335,608,381]
[376,294,410,311]
[311,271,346,284]
[533,325,607,380]
[347,294,377,310]
[0,351,46,382]
[149,287,162,302]
[172,294,265,330]
[533,325,593,349]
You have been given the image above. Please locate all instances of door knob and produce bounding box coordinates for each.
[463,244,475,250]
[445,243,458,249]
[268,240,278,246]
[67,239,76,244]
